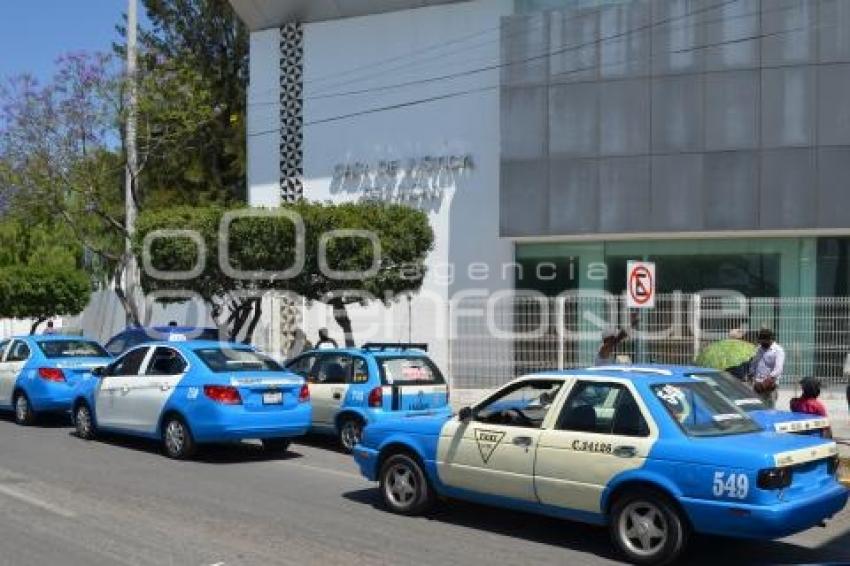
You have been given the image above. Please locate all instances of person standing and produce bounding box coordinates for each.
[316,327,338,349]
[595,312,639,365]
[42,320,57,335]
[749,328,784,409]
[790,377,831,438]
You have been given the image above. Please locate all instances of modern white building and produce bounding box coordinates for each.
[229,0,850,387]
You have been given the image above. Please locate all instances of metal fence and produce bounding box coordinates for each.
[448,293,850,389]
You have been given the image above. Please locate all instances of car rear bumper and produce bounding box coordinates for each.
[188,403,312,442]
[683,482,848,538]
[353,444,380,481]
[25,382,76,413]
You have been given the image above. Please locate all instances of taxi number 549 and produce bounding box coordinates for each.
[712,471,749,499]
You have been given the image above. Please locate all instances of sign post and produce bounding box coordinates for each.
[626,261,656,309]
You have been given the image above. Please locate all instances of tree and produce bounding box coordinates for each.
[117,0,249,205]
[0,218,92,334]
[0,267,92,334]
[0,54,134,320]
[135,202,434,345]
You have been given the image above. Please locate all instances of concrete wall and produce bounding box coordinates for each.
[500,0,850,238]
[245,0,517,376]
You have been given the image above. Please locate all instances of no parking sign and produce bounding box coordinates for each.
[626,261,656,309]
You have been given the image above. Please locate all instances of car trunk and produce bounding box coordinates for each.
[229,373,304,411]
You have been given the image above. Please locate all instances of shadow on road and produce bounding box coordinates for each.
[0,410,72,428]
[292,433,348,455]
[69,431,307,464]
[342,487,850,565]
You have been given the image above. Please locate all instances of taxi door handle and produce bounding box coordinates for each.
[513,436,533,448]
[159,384,171,392]
[333,392,342,400]
[121,386,130,394]
[613,446,636,458]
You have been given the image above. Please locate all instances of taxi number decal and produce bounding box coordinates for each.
[712,471,749,499]
[571,440,613,454]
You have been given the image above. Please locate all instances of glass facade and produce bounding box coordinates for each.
[516,238,819,298]
[515,0,634,12]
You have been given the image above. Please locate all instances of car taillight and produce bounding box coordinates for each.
[204,385,242,405]
[757,467,793,490]
[38,368,65,382]
[368,386,383,408]
[298,383,310,403]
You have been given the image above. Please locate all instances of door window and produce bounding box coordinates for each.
[145,347,188,376]
[6,341,31,362]
[557,381,649,437]
[286,354,317,378]
[315,355,351,384]
[0,340,9,361]
[351,358,369,384]
[111,347,149,376]
[474,380,563,429]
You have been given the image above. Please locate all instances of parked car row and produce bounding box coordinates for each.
[0,330,845,565]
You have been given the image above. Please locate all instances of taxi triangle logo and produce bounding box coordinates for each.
[474,429,506,464]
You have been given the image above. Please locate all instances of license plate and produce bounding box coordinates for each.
[263,391,283,405]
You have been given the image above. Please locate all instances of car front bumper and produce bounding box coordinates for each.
[353,444,381,481]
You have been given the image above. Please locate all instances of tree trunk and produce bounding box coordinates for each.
[113,260,141,327]
[30,317,47,335]
[330,298,356,347]
[241,298,262,345]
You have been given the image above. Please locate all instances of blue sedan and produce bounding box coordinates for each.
[0,335,112,425]
[72,340,312,459]
[353,367,846,565]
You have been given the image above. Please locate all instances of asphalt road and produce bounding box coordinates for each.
[0,414,848,566]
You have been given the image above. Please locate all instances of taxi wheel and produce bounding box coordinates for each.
[339,417,364,453]
[262,438,291,454]
[379,453,434,516]
[610,490,688,566]
[162,416,196,460]
[13,392,35,426]
[74,403,96,440]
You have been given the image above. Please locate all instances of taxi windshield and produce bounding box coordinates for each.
[651,382,761,437]
[194,348,282,373]
[687,371,766,411]
[36,340,109,359]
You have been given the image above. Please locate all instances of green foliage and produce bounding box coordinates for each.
[0,219,83,272]
[695,339,757,370]
[135,202,435,341]
[0,266,92,322]
[119,0,249,205]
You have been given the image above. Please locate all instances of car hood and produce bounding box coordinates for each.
[654,430,838,469]
[750,409,829,433]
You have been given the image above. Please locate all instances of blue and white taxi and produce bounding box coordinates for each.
[0,335,112,425]
[285,343,450,452]
[72,340,311,459]
[353,367,846,565]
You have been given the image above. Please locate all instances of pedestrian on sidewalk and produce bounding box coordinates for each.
[790,377,831,438]
[595,312,639,365]
[749,328,784,409]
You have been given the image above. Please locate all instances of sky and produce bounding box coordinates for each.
[0,0,150,83]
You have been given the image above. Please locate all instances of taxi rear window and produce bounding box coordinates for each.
[36,340,109,359]
[378,356,445,386]
[194,348,282,373]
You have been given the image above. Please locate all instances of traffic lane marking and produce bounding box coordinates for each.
[0,482,77,518]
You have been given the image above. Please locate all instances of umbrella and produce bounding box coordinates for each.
[695,339,756,373]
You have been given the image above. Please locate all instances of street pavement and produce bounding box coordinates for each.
[0,413,849,566]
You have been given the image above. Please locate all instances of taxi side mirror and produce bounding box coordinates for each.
[91,366,106,378]
[458,406,473,422]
